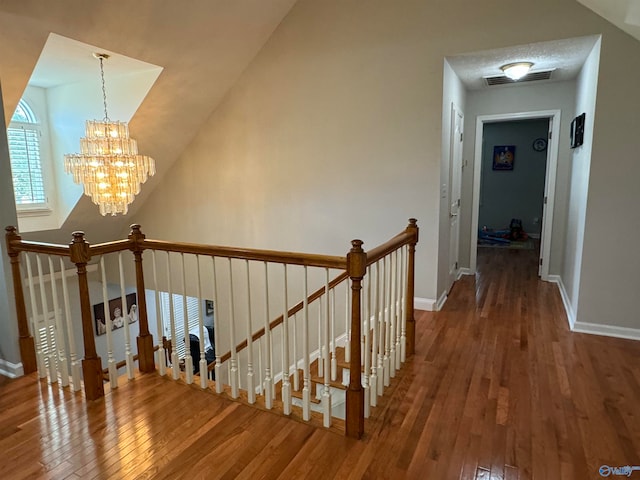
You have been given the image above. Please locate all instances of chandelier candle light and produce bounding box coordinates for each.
[64,53,155,216]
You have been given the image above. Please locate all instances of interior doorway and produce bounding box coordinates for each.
[469,110,561,279]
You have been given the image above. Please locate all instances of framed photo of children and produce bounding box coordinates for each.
[492,145,515,171]
[94,293,138,336]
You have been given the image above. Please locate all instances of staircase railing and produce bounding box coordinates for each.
[5,219,418,438]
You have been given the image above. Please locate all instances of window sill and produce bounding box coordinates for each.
[17,206,53,218]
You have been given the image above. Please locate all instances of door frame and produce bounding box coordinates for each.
[469,109,561,280]
[447,102,464,291]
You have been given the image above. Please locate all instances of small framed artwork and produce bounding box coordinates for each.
[493,145,515,171]
[94,293,137,336]
[205,300,214,316]
[570,113,585,148]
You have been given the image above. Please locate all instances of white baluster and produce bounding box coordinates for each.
[47,257,68,387]
[384,255,391,387]
[118,252,134,380]
[263,262,273,409]
[180,253,193,384]
[244,260,255,404]
[376,259,384,397]
[281,264,291,414]
[166,253,180,381]
[400,246,407,363]
[196,256,208,389]
[370,261,378,407]
[330,288,337,382]
[151,250,166,376]
[228,258,239,398]
[60,257,81,391]
[389,251,397,378]
[344,280,350,363]
[322,268,331,427]
[302,266,310,421]
[317,302,323,378]
[99,256,117,388]
[212,257,223,393]
[395,248,402,368]
[24,254,45,378]
[36,254,57,383]
[258,337,264,396]
[292,310,299,393]
[363,266,371,417]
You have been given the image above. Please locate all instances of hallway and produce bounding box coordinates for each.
[0,247,638,479]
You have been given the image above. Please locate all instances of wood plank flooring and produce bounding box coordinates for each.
[1,246,639,479]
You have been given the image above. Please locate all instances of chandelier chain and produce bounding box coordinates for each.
[99,56,109,122]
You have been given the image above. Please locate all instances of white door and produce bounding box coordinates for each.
[448,104,464,290]
[538,117,553,277]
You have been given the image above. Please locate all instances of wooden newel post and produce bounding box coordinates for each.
[69,231,104,400]
[346,239,366,439]
[129,224,154,373]
[405,218,419,356]
[5,226,37,374]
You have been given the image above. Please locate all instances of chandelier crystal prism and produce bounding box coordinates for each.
[64,53,155,216]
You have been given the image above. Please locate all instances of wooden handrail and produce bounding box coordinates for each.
[89,239,133,256]
[6,239,70,257]
[142,239,347,270]
[366,230,414,266]
[218,271,350,364]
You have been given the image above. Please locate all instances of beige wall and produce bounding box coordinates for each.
[133,0,640,330]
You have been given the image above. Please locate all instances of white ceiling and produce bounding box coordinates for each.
[578,0,640,41]
[29,33,161,89]
[447,35,601,91]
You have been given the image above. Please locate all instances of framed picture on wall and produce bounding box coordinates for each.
[94,293,137,336]
[492,145,515,170]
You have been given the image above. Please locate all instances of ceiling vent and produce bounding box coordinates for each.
[484,69,554,86]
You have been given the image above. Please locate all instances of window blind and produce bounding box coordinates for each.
[7,125,46,205]
[160,292,201,358]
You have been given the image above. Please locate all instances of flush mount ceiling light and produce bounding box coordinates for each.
[500,62,534,81]
[64,53,155,216]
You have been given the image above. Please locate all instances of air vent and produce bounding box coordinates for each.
[485,70,554,86]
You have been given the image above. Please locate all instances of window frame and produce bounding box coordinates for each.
[8,97,53,216]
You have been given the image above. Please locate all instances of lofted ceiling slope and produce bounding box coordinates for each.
[0,0,298,244]
[577,0,640,42]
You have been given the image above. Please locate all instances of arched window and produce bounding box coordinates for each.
[8,99,47,206]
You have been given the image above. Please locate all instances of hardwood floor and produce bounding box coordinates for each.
[1,247,639,479]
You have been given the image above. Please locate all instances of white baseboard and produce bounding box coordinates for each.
[415,294,447,312]
[457,268,474,278]
[547,275,576,329]
[0,359,24,378]
[548,275,640,341]
[529,233,541,239]
[436,291,447,311]
[572,322,640,341]
[414,297,435,311]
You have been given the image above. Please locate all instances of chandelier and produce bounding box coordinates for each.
[64,53,155,216]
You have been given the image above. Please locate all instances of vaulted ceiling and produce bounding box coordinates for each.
[0,0,297,243]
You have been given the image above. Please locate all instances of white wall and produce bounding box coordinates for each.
[0,82,21,374]
[560,40,601,327]
[461,81,577,275]
[570,36,640,331]
[437,60,467,301]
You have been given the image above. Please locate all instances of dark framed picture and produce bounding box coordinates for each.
[570,113,585,149]
[205,300,214,316]
[493,145,515,170]
[94,293,137,336]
